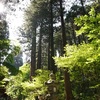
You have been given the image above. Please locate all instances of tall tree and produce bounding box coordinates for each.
[37,24,43,69]
[30,27,36,78]
[59,0,73,100]
[24,0,51,77]
[49,0,56,73]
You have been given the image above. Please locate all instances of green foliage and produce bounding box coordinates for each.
[55,44,100,99]
[2,45,21,75]
[0,39,10,49]
[21,69,50,99]
[55,71,65,99]
[54,6,100,99]
[6,64,50,100]
[75,7,100,42]
[12,46,21,56]
[19,63,30,81]
[0,66,9,95]
[0,66,9,78]
[3,62,19,75]
[6,74,23,99]
[6,64,29,99]
[54,43,100,69]
[5,45,21,64]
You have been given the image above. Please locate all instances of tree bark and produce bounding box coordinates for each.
[37,25,42,69]
[30,27,36,80]
[59,0,73,100]
[80,0,86,15]
[48,31,51,70]
[49,0,56,73]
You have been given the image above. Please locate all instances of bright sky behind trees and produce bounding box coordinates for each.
[0,0,91,41]
[0,2,5,13]
[0,0,81,41]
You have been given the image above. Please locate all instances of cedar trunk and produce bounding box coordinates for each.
[59,0,73,100]
[37,26,42,69]
[49,0,56,73]
[48,30,51,70]
[30,27,36,80]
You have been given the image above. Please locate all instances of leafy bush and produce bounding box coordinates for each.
[54,7,100,100]
[6,64,50,100]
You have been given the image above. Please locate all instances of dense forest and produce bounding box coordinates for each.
[0,0,100,100]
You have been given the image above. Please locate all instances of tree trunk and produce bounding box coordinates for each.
[49,0,56,73]
[59,0,73,100]
[59,0,66,50]
[37,25,42,69]
[30,27,36,80]
[80,0,86,15]
[48,31,51,70]
[64,70,73,100]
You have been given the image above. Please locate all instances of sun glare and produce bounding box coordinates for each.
[0,2,4,13]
